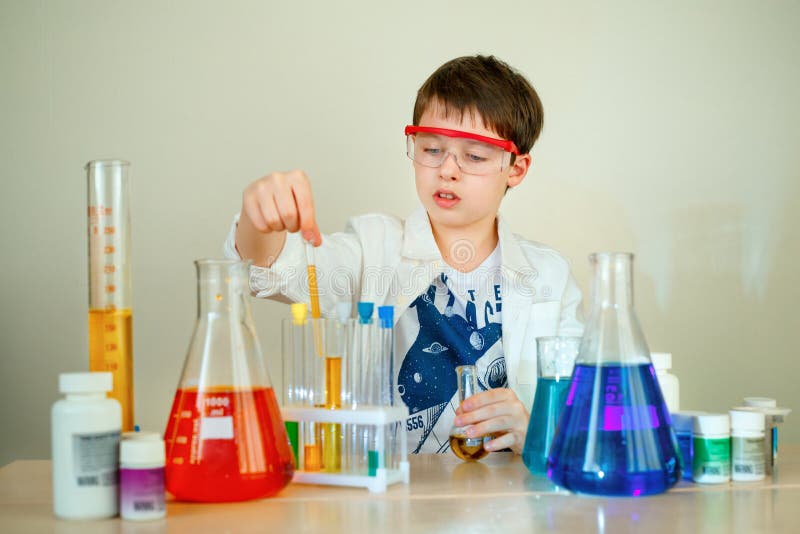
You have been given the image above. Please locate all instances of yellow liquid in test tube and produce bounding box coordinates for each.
[323,357,342,471]
[88,308,134,430]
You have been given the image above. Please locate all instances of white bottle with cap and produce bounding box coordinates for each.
[651,352,679,412]
[730,409,766,482]
[51,372,121,519]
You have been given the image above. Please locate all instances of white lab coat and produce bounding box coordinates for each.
[223,206,584,409]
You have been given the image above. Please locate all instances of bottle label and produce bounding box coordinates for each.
[72,431,120,487]
[732,436,765,477]
[692,436,730,478]
[120,467,166,518]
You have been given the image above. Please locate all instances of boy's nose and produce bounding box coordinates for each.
[438,152,461,181]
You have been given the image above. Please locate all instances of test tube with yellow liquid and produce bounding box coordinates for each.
[305,242,342,472]
[86,160,134,431]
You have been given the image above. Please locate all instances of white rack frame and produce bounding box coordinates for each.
[281,405,410,493]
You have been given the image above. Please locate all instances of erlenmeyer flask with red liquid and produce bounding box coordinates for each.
[164,259,294,502]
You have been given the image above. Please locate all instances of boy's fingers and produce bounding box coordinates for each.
[242,196,268,232]
[292,180,322,246]
[262,195,284,232]
[274,186,300,233]
[485,432,516,452]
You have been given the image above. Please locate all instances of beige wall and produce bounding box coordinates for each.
[1,0,798,465]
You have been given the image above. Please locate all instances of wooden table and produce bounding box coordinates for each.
[2,446,799,533]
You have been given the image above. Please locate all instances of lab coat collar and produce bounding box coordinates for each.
[401,205,529,274]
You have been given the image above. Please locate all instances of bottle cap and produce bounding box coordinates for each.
[378,306,394,329]
[730,409,766,432]
[671,411,707,433]
[650,352,672,370]
[336,301,352,323]
[693,414,730,436]
[743,397,777,408]
[59,372,112,394]
[357,302,374,324]
[120,437,166,467]
[291,302,307,325]
[122,430,162,441]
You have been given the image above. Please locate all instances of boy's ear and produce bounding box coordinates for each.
[506,153,532,189]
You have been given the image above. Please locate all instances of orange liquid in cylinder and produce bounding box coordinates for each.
[88,308,134,431]
[164,387,294,502]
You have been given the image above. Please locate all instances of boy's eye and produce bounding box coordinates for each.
[423,147,442,155]
[465,152,488,163]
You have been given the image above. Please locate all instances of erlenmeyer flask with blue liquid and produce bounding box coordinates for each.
[546,252,681,496]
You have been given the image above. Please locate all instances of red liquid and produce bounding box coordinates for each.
[164,387,294,502]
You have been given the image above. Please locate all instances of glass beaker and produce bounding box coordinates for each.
[522,336,580,475]
[449,365,490,461]
[164,260,294,502]
[86,159,134,431]
[547,253,681,496]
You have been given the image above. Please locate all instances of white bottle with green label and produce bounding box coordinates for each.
[692,414,730,484]
[51,372,121,519]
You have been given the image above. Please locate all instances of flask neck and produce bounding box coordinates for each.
[590,252,635,310]
[456,365,478,403]
[195,260,250,316]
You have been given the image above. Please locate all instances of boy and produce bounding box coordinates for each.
[224,55,583,454]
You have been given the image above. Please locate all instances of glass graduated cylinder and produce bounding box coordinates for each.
[86,159,134,430]
[546,363,680,496]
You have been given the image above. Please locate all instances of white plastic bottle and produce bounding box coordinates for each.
[730,409,766,482]
[51,372,121,519]
[651,352,680,412]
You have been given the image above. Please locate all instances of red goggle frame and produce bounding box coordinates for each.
[404,125,520,155]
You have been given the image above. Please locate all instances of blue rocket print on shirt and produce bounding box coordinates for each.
[398,274,502,452]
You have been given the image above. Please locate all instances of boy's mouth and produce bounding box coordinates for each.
[434,189,460,208]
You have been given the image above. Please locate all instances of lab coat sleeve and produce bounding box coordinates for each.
[222,213,363,314]
[558,272,585,337]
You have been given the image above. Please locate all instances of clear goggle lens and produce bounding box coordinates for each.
[406,133,512,176]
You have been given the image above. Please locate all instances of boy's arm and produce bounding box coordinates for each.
[224,213,362,310]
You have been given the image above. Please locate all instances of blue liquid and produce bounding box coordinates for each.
[547,363,681,496]
[522,377,571,475]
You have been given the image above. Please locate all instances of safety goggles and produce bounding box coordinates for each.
[405,125,520,176]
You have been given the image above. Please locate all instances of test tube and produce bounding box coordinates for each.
[323,318,345,472]
[335,302,354,472]
[86,160,134,431]
[281,303,309,466]
[377,306,395,471]
[355,302,374,474]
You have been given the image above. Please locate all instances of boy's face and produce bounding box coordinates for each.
[413,103,531,235]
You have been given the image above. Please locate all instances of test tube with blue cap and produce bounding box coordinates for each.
[377,306,396,472]
[354,302,374,474]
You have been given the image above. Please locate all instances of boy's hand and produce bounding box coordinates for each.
[236,170,322,267]
[453,388,530,455]
[242,170,322,244]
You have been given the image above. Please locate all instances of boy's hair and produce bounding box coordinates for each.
[413,55,544,156]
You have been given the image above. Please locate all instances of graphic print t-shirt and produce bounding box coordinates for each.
[395,246,507,453]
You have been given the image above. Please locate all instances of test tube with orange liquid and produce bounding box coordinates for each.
[305,242,343,472]
[86,160,134,431]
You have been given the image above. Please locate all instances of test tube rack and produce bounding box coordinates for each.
[281,405,410,493]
